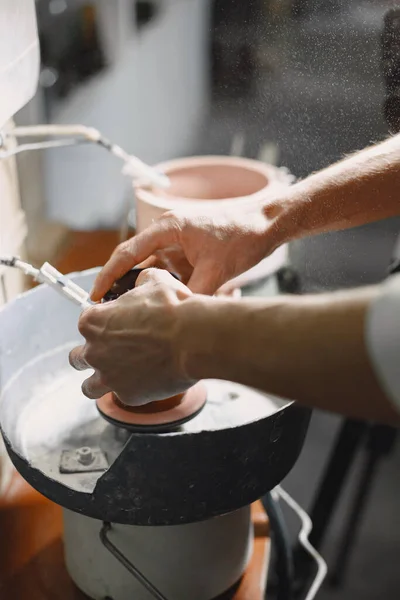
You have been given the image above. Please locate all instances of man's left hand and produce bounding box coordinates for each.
[69,269,196,406]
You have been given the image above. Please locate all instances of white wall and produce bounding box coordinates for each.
[0,0,39,497]
[44,0,212,229]
[0,125,27,495]
[288,3,397,290]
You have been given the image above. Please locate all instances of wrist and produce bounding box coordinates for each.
[176,295,239,382]
[176,293,301,392]
[262,184,310,248]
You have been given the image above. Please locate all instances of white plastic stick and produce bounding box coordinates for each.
[38,262,92,309]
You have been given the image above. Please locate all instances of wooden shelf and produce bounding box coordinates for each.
[52,230,123,275]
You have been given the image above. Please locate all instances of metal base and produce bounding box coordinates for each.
[0,471,270,599]
[293,420,397,596]
[63,506,253,600]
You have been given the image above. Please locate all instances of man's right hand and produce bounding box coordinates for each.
[90,202,283,301]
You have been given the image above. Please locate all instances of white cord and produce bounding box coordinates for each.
[0,137,86,158]
[274,485,328,600]
[10,124,100,139]
[8,124,169,189]
[0,256,92,309]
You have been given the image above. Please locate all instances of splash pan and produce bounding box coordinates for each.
[0,269,311,525]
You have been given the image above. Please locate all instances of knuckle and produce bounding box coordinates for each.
[109,240,133,265]
[99,373,114,393]
[78,305,102,336]
[84,344,101,368]
[78,311,94,336]
[164,211,185,231]
[163,209,179,221]
[68,347,81,369]
[77,312,90,336]
[153,278,172,296]
[113,241,134,263]
[81,379,95,399]
[137,267,159,286]
[98,373,111,388]
[154,282,175,305]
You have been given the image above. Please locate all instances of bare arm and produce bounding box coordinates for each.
[270,133,400,243]
[178,287,400,425]
[72,269,400,424]
[92,135,400,300]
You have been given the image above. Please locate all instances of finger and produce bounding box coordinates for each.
[135,267,189,293]
[135,268,192,300]
[77,304,106,340]
[136,248,192,278]
[215,282,242,297]
[69,345,91,371]
[187,261,225,295]
[90,222,179,301]
[81,372,111,399]
[159,248,193,284]
[135,254,164,270]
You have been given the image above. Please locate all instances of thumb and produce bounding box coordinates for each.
[91,221,178,301]
[187,260,225,295]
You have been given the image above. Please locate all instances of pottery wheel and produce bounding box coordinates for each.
[0,268,311,525]
[5,346,285,491]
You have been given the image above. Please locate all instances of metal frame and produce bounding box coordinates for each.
[99,521,169,600]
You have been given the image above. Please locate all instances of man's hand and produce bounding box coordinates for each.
[90,134,400,302]
[69,267,400,425]
[90,202,281,301]
[69,269,197,406]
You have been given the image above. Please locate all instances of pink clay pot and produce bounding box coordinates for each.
[134,156,292,292]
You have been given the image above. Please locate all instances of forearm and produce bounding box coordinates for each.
[179,290,400,425]
[267,134,400,243]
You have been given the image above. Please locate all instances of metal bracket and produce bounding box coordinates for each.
[59,446,108,474]
[99,522,169,600]
[0,273,8,304]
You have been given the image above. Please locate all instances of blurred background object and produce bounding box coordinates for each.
[0,0,41,496]
[16,0,211,240]
[17,0,399,286]
[205,0,399,291]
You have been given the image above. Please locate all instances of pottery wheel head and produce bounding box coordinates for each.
[96,383,207,433]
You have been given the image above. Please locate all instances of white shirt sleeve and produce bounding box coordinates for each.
[366,273,400,413]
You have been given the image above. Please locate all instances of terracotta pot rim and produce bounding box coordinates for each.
[135,155,289,207]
